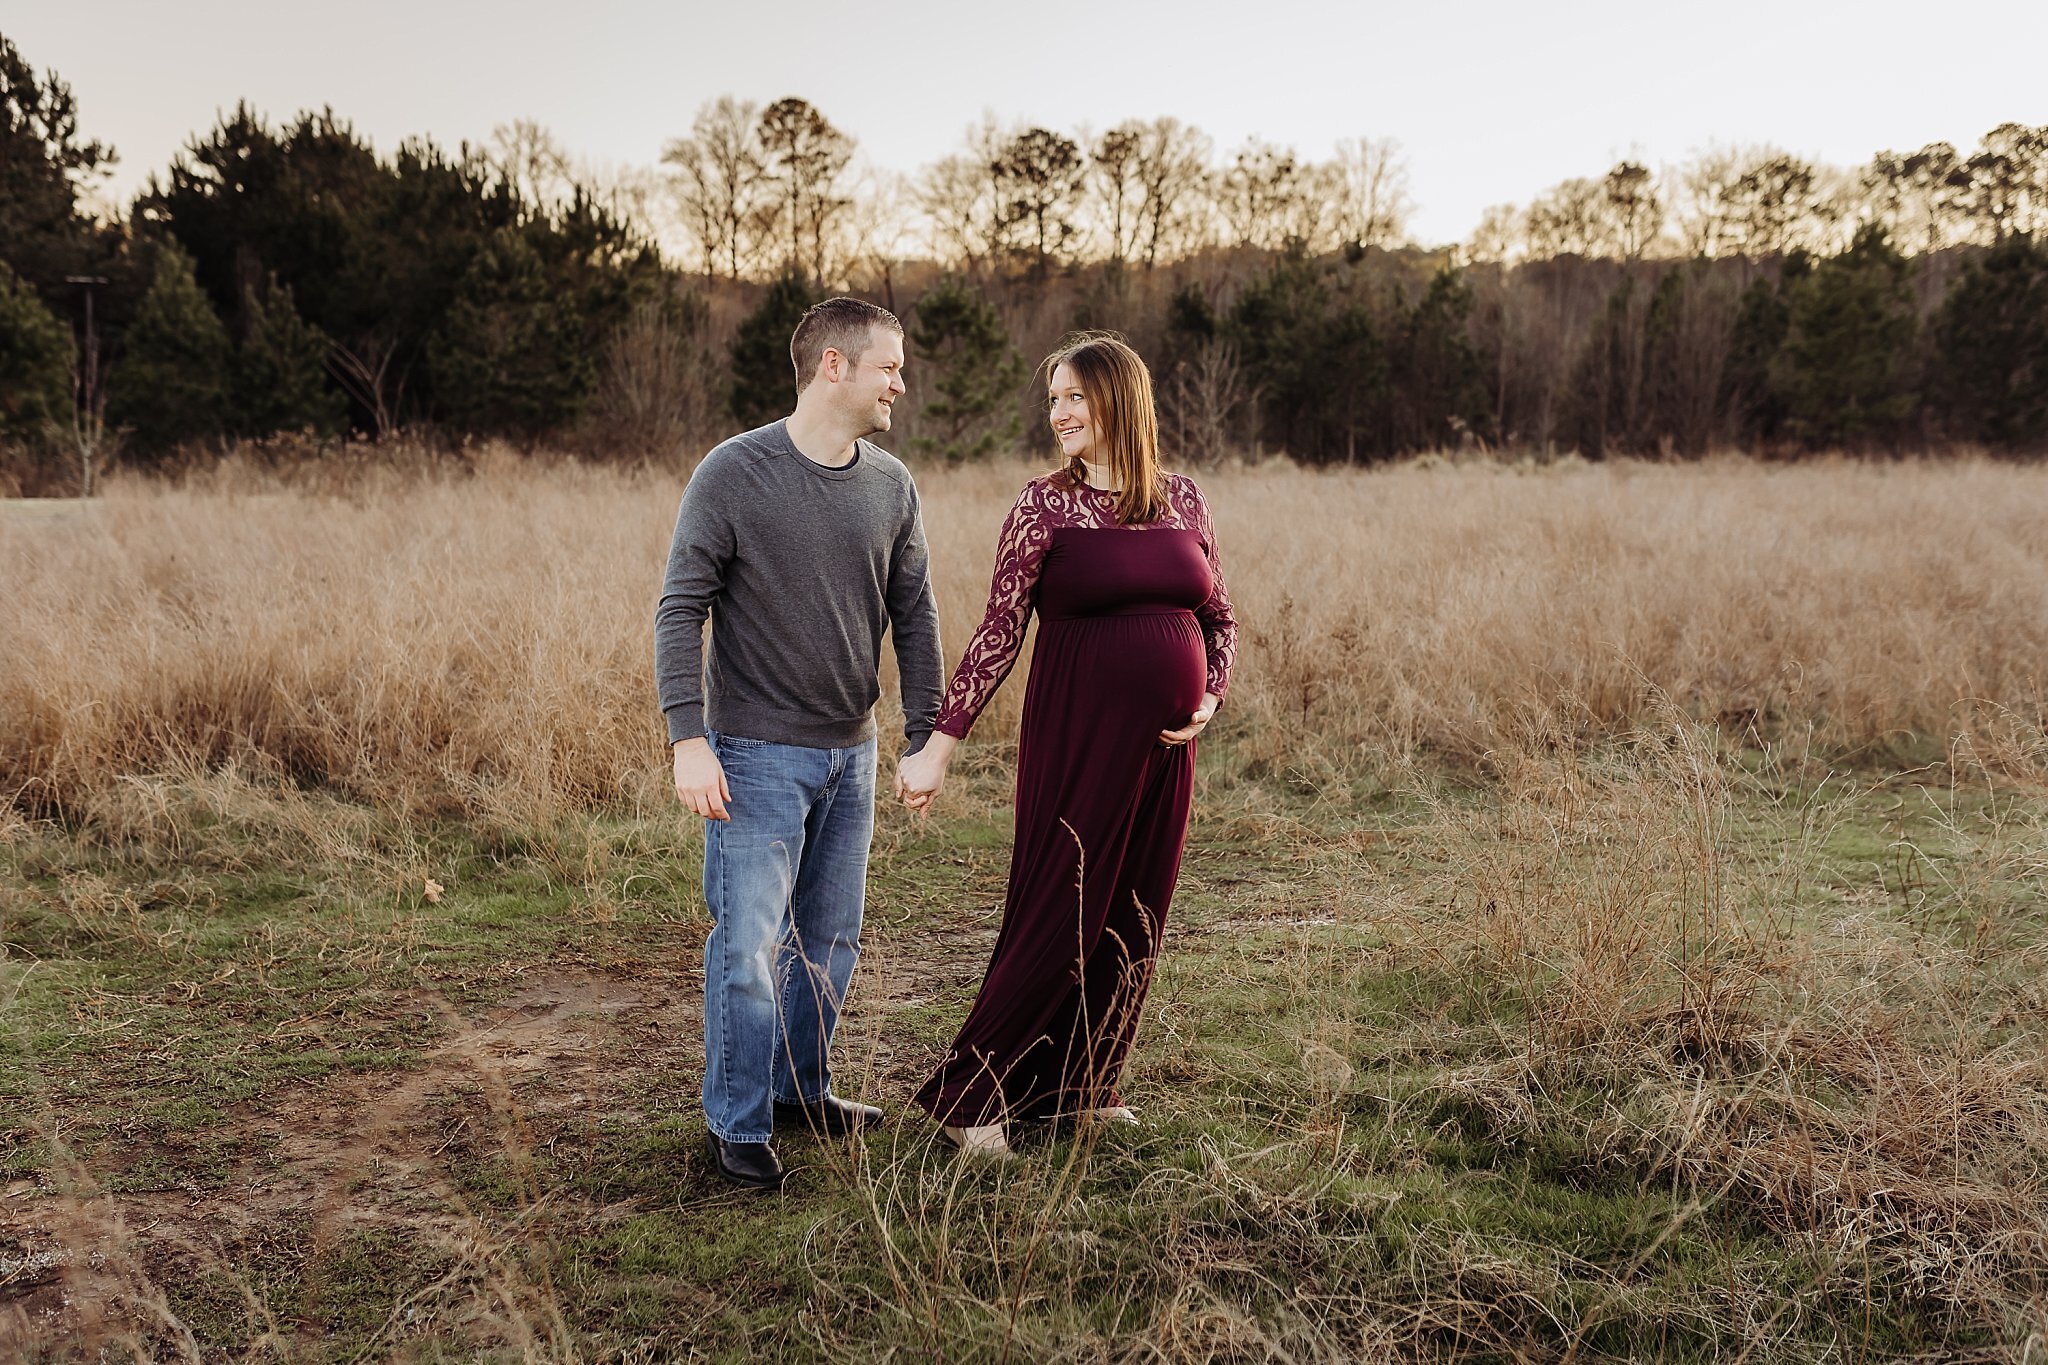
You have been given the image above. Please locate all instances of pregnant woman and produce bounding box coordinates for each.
[896,332,1237,1155]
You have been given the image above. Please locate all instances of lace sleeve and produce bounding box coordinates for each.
[1177,476,1238,700]
[933,483,1054,739]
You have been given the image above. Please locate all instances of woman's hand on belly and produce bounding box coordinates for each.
[1158,693,1218,748]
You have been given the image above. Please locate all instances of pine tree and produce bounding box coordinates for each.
[1932,234,2048,449]
[1564,276,1649,459]
[1721,254,1809,447]
[428,228,596,439]
[727,273,813,429]
[909,275,1025,463]
[1166,283,1218,343]
[137,106,652,442]
[1227,251,1387,463]
[0,259,73,442]
[235,278,344,438]
[108,243,230,454]
[1772,225,1919,449]
[1389,268,1485,452]
[0,34,114,300]
[1069,259,1131,334]
[1155,281,1218,383]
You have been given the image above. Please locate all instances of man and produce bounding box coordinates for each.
[654,297,942,1190]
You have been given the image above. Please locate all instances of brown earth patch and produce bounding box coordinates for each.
[0,900,983,1361]
[0,969,684,1358]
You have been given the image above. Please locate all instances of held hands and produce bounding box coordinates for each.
[1159,694,1220,748]
[678,704,1205,824]
[672,737,731,820]
[896,732,957,815]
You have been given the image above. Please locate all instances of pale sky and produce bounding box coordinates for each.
[14,0,2048,247]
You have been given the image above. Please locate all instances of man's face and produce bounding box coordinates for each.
[836,326,906,436]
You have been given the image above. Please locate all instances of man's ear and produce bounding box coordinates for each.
[820,346,845,385]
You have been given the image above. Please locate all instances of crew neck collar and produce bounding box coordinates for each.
[779,419,864,479]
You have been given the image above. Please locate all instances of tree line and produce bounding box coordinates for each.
[3,29,2045,493]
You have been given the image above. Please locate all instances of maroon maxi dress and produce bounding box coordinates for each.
[912,472,1237,1126]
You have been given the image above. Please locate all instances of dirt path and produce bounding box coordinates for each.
[2,970,686,1357]
[0,891,985,1361]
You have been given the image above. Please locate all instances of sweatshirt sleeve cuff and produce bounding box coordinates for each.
[665,703,705,745]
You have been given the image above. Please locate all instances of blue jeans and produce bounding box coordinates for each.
[701,731,877,1143]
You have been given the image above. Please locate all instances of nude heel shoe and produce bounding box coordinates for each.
[941,1123,1014,1157]
[1081,1106,1138,1126]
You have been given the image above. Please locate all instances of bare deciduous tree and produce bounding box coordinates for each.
[1963,123,2033,241]
[662,96,766,281]
[1521,164,1664,260]
[1674,146,1746,258]
[1217,139,1306,251]
[1650,265,1741,454]
[1162,337,1250,466]
[915,118,1007,272]
[68,325,114,496]
[1130,118,1212,267]
[1089,123,1145,263]
[1861,149,1905,220]
[329,332,403,439]
[1332,136,1412,249]
[1725,152,1819,257]
[837,166,914,307]
[1866,143,1973,253]
[1802,163,1864,256]
[1999,123,2047,236]
[488,119,573,219]
[585,292,717,457]
[583,161,665,249]
[1466,204,1519,264]
[992,126,1084,273]
[1601,161,1663,259]
[757,97,854,283]
[1523,177,1604,258]
[1289,162,1345,254]
[639,99,2048,290]
[915,153,994,271]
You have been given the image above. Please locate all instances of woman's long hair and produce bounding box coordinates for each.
[1041,332,1165,524]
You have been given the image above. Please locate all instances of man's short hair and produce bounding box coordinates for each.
[791,297,903,393]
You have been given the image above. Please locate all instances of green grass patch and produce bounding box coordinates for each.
[1,738,2043,1360]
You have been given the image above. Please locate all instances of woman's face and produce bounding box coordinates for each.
[1047,362,1097,462]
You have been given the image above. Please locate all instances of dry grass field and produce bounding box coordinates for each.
[5,452,2047,823]
[2,452,2046,1361]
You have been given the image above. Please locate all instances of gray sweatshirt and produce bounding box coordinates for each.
[654,420,943,752]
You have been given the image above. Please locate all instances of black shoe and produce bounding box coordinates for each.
[704,1130,786,1190]
[773,1094,885,1136]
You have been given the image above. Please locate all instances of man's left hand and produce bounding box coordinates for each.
[896,733,957,814]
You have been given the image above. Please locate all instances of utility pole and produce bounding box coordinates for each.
[64,274,110,496]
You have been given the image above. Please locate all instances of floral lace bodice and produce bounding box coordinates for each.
[932,472,1237,739]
